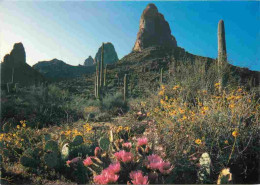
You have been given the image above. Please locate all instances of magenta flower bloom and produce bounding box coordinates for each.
[147,154,163,170]
[107,162,121,174]
[158,161,173,174]
[95,147,102,157]
[130,170,149,185]
[83,157,93,166]
[66,160,71,167]
[137,137,148,146]
[122,142,132,149]
[114,150,133,163]
[94,169,119,184]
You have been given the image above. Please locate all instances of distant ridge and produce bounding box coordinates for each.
[33,58,95,80]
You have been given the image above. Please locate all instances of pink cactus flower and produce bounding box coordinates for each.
[147,154,163,170]
[122,142,132,149]
[137,137,148,146]
[83,157,93,166]
[114,150,133,163]
[107,162,121,174]
[95,147,102,157]
[129,170,149,185]
[66,160,71,167]
[94,169,119,184]
[158,161,173,174]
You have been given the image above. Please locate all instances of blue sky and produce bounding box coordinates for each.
[0,1,259,71]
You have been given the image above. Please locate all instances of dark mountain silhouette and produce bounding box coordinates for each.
[33,58,95,80]
[1,43,45,87]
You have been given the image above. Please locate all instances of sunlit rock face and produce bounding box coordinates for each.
[94,42,118,64]
[133,3,177,52]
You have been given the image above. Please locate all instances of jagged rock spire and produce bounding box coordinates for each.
[133,3,177,52]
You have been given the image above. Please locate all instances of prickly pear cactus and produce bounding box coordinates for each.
[217,168,232,184]
[198,152,211,183]
[45,140,59,153]
[44,152,58,168]
[99,136,110,151]
[71,135,84,146]
[20,155,39,168]
[44,133,51,142]
[61,143,69,160]
[3,122,11,133]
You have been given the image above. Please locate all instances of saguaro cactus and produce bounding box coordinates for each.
[96,61,100,99]
[100,43,104,90]
[217,20,227,91]
[160,68,163,83]
[104,64,107,87]
[124,74,128,102]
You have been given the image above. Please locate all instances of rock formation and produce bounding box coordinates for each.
[84,56,94,66]
[1,43,44,86]
[133,3,177,52]
[33,58,95,80]
[94,42,118,64]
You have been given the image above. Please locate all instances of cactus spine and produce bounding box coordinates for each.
[217,20,227,91]
[124,74,128,102]
[160,68,163,83]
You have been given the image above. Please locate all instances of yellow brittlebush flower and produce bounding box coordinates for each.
[195,139,202,145]
[232,131,239,137]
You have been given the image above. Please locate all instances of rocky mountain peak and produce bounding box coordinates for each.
[133,3,177,52]
[94,42,118,64]
[84,56,94,66]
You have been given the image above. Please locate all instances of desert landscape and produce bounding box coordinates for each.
[0,1,259,184]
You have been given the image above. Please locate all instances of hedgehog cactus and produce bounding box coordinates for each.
[99,136,110,151]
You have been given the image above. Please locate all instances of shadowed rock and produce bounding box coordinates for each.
[84,56,94,66]
[94,42,118,64]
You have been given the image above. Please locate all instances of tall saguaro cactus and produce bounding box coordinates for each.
[124,74,128,102]
[217,20,227,91]
[104,64,107,87]
[96,60,100,99]
[100,43,104,90]
[160,68,163,83]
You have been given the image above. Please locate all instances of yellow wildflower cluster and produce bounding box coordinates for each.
[116,126,130,133]
[83,123,93,133]
[158,85,165,96]
[19,120,27,128]
[172,85,180,90]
